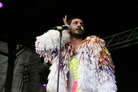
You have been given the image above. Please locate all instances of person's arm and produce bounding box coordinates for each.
[91,36,117,92]
[35,15,71,64]
[78,35,117,91]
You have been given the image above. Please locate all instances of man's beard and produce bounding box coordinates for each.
[70,32,84,38]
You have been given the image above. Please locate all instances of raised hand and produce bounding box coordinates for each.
[62,15,70,33]
[63,15,68,25]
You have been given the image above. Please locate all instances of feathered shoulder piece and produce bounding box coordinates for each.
[77,35,117,92]
[77,35,115,69]
[35,29,71,63]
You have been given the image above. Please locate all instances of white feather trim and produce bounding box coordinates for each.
[35,29,70,52]
[47,60,67,92]
[35,33,117,92]
[76,36,117,92]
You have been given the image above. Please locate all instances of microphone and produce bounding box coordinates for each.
[81,26,84,31]
[53,25,70,30]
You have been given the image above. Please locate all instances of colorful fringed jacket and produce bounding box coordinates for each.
[35,29,117,92]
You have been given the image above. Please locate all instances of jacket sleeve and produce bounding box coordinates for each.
[77,35,117,92]
[35,29,71,63]
[89,35,117,92]
[35,29,73,92]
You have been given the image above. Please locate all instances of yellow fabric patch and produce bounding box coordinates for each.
[69,57,79,92]
[104,47,109,55]
[69,57,79,80]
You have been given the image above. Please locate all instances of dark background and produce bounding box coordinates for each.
[0,0,138,48]
[0,0,138,92]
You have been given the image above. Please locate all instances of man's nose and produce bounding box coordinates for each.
[77,24,81,27]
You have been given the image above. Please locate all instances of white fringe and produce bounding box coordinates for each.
[77,36,117,92]
[35,29,70,51]
[35,31,117,92]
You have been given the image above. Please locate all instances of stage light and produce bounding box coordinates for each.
[38,63,51,87]
[0,0,6,9]
[0,1,4,8]
[39,75,48,87]
[42,83,47,87]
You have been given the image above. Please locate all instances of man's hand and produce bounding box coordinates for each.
[63,15,70,33]
[63,15,68,25]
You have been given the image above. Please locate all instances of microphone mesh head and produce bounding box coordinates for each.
[81,26,84,31]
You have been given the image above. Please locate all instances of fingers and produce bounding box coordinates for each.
[63,15,68,25]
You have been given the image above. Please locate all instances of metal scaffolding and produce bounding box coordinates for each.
[103,27,138,51]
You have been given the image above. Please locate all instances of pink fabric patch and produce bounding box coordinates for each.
[72,80,78,92]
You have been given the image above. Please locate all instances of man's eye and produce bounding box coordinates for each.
[73,22,77,24]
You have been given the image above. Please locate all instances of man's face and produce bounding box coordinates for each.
[70,18,84,38]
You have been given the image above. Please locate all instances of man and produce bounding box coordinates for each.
[35,15,117,92]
